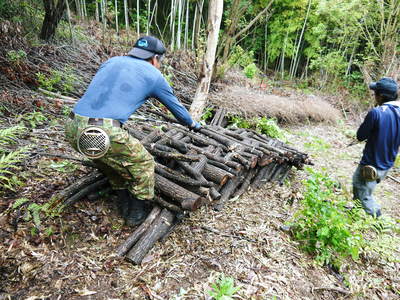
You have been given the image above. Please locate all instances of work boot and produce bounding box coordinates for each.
[125,196,149,226]
[116,189,131,219]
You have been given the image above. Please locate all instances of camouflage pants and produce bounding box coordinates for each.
[65,114,155,200]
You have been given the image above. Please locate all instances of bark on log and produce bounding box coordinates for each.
[155,174,205,211]
[232,168,257,198]
[63,178,109,207]
[49,172,105,210]
[154,195,183,213]
[213,174,244,211]
[155,163,211,187]
[126,208,175,264]
[115,206,162,257]
[202,164,233,186]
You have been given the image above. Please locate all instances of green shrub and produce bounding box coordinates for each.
[256,117,284,139]
[243,63,259,79]
[228,115,285,139]
[291,168,364,267]
[37,67,78,94]
[228,45,254,68]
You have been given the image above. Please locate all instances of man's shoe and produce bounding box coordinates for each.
[125,196,149,226]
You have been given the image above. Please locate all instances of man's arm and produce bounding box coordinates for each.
[151,76,199,129]
[356,109,377,141]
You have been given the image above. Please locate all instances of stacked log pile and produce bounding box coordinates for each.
[52,121,310,264]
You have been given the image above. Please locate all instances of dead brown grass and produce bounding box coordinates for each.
[210,84,341,124]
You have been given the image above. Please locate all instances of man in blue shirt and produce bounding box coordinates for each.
[353,77,399,217]
[65,36,201,226]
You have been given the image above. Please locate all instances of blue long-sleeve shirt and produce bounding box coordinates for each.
[73,56,195,126]
[357,101,400,170]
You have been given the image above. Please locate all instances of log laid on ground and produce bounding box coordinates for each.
[116,206,162,257]
[126,208,175,265]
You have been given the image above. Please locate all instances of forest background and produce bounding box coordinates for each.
[1,0,399,103]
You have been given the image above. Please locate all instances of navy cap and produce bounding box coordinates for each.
[369,77,398,99]
[128,36,166,60]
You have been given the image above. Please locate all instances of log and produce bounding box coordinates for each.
[213,174,244,211]
[63,178,109,207]
[202,164,234,186]
[115,206,162,257]
[48,172,105,210]
[155,163,211,187]
[126,208,175,264]
[155,174,205,211]
[232,168,257,198]
[154,195,183,213]
[187,144,242,171]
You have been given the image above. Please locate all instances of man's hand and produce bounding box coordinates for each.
[190,122,202,132]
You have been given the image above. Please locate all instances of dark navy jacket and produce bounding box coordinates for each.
[357,101,400,170]
[73,56,195,126]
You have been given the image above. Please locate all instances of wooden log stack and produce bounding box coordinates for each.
[52,121,310,264]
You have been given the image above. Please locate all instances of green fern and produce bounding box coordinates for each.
[11,197,29,209]
[28,203,42,228]
[0,125,26,149]
[0,145,31,191]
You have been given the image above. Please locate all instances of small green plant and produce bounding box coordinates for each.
[37,67,77,93]
[0,146,30,191]
[6,49,27,65]
[23,111,47,128]
[394,156,400,169]
[0,125,26,146]
[201,107,214,122]
[228,115,285,139]
[48,160,77,173]
[0,125,30,192]
[243,63,259,79]
[304,136,331,152]
[228,45,254,68]
[256,117,284,139]
[209,274,240,300]
[228,115,251,129]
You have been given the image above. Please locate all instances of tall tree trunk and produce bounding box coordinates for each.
[136,0,140,36]
[147,0,151,35]
[95,0,99,22]
[124,0,129,34]
[290,0,311,79]
[184,0,189,49]
[220,0,274,66]
[193,0,204,51]
[75,0,81,18]
[65,0,74,44]
[115,0,119,34]
[189,0,223,121]
[177,0,183,49]
[40,0,67,41]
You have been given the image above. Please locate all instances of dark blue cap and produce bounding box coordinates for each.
[369,77,398,99]
[128,36,166,60]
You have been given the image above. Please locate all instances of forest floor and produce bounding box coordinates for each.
[1,87,399,299]
[1,28,399,299]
